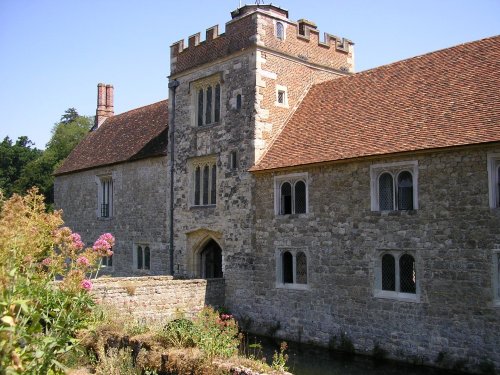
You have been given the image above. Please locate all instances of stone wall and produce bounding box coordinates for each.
[91,276,225,322]
[232,145,500,373]
[54,157,169,276]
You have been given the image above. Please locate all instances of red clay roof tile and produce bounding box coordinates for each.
[55,100,168,175]
[252,36,500,171]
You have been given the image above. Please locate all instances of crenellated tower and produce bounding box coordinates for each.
[167,4,353,309]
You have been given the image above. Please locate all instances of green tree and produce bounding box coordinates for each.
[0,136,42,197]
[6,109,93,207]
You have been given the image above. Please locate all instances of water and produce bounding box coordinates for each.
[250,336,463,375]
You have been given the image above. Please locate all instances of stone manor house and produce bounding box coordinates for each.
[55,4,500,371]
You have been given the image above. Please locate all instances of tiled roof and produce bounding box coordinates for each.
[55,100,168,175]
[252,36,500,172]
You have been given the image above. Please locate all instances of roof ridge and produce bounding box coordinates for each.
[107,99,168,121]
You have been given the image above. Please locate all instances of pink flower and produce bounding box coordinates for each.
[76,256,90,267]
[71,233,84,251]
[81,279,93,291]
[42,257,52,266]
[93,233,115,256]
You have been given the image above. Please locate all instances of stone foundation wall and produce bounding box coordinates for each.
[91,276,225,322]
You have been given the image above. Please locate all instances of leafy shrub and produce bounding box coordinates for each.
[271,341,289,372]
[0,189,113,374]
[159,318,196,348]
[192,307,240,360]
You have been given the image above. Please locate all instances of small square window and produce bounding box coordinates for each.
[275,85,289,108]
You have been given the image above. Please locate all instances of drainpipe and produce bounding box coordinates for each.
[168,79,180,276]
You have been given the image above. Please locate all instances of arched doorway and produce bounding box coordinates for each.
[200,239,223,278]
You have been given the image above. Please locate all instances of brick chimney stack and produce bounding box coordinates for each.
[95,83,114,128]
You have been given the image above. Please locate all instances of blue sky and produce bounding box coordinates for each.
[0,0,499,149]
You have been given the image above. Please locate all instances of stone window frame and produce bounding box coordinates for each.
[133,243,151,271]
[190,155,217,207]
[95,173,114,219]
[487,153,500,209]
[274,172,309,216]
[374,249,420,303]
[275,84,289,108]
[275,20,286,41]
[275,247,309,290]
[370,160,419,211]
[192,74,222,127]
[493,248,500,307]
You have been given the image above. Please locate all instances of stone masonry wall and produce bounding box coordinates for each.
[233,145,500,373]
[91,276,225,322]
[54,157,169,276]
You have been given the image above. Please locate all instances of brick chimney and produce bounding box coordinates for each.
[95,83,114,128]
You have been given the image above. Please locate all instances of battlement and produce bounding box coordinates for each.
[170,4,354,76]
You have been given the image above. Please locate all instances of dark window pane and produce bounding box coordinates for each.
[283,251,293,283]
[198,89,204,126]
[280,182,292,215]
[230,151,237,170]
[108,255,112,267]
[379,173,394,210]
[205,87,212,124]
[215,84,220,122]
[144,246,150,270]
[195,167,200,205]
[137,246,143,269]
[296,252,307,284]
[211,165,217,205]
[203,165,209,205]
[497,166,500,207]
[397,171,413,210]
[295,180,306,214]
[236,94,242,110]
[382,254,395,291]
[400,254,416,293]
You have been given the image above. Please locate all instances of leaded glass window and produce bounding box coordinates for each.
[379,173,393,211]
[296,252,307,284]
[295,181,306,214]
[399,254,416,293]
[211,165,217,205]
[382,254,395,291]
[144,246,150,270]
[497,166,500,207]
[276,22,284,40]
[194,167,201,205]
[280,182,292,215]
[214,84,220,122]
[283,251,293,283]
[197,89,204,126]
[278,90,285,104]
[397,171,413,210]
[137,246,143,270]
[203,165,209,205]
[205,86,212,124]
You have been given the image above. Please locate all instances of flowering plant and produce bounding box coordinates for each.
[0,188,114,373]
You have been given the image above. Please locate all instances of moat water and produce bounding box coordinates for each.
[252,336,465,375]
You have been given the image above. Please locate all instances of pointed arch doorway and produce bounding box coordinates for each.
[200,239,223,278]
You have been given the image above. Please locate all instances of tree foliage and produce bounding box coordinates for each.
[1,109,93,207]
[0,136,42,197]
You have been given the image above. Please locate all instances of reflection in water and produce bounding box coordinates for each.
[250,335,459,375]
